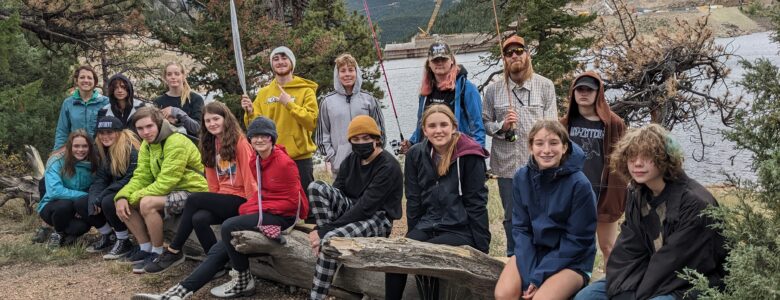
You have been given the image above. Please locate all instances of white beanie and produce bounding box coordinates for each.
[270,46,296,70]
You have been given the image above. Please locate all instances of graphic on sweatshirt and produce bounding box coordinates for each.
[216,155,237,178]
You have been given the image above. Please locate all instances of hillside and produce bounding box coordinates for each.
[344,0,458,44]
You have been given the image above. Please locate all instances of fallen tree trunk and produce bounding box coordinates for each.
[232,229,503,299]
[0,145,45,214]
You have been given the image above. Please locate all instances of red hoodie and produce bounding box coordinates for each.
[238,144,310,219]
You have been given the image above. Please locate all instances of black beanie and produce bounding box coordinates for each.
[247,116,278,144]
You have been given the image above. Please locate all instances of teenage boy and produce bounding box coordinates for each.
[114,106,208,274]
[306,116,403,300]
[560,71,627,263]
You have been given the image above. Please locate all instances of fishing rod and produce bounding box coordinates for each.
[491,0,518,142]
[361,0,405,146]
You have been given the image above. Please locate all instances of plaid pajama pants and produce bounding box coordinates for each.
[308,180,391,300]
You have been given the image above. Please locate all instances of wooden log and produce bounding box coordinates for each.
[0,146,45,214]
[323,237,505,299]
[232,230,495,299]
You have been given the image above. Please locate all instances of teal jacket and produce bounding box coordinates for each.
[38,155,95,213]
[53,90,110,150]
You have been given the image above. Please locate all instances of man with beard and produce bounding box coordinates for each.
[481,35,558,257]
[242,46,318,199]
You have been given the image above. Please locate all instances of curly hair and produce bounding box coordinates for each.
[199,101,244,168]
[609,123,684,183]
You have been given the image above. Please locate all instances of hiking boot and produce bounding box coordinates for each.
[144,249,185,274]
[47,232,63,249]
[104,238,133,260]
[132,284,192,300]
[131,252,158,274]
[31,226,53,244]
[210,269,255,298]
[86,233,115,253]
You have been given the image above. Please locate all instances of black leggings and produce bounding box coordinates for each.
[385,229,475,300]
[39,197,107,237]
[170,192,246,253]
[179,212,295,292]
[100,192,127,232]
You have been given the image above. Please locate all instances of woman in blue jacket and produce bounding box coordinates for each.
[494,120,597,300]
[38,130,101,248]
[386,104,490,300]
[53,65,110,151]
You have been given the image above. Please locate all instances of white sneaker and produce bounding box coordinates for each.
[210,269,255,298]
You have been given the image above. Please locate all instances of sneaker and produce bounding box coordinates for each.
[86,233,115,253]
[210,269,255,298]
[47,232,63,249]
[132,284,192,300]
[31,226,53,244]
[120,245,141,262]
[104,239,133,260]
[131,252,157,274]
[127,250,153,265]
[143,249,185,274]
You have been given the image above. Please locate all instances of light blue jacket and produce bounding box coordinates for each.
[38,155,95,213]
[409,66,486,147]
[53,90,109,150]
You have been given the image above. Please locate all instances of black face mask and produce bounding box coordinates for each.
[351,142,375,160]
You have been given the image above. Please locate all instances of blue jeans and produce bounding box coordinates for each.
[574,279,676,300]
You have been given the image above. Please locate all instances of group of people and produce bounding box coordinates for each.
[32,33,727,300]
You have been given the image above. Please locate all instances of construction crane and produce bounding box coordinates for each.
[417,0,443,37]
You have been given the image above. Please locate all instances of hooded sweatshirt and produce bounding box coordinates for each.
[560,71,627,223]
[606,173,727,300]
[405,134,491,253]
[410,65,486,147]
[205,136,257,201]
[240,144,309,219]
[315,65,386,174]
[99,74,148,128]
[244,76,319,160]
[115,120,208,206]
[53,89,110,150]
[38,154,94,213]
[512,141,597,290]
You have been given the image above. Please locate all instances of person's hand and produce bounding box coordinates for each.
[241,94,254,115]
[115,198,132,223]
[521,283,537,300]
[501,110,518,131]
[308,230,321,256]
[93,205,101,215]
[278,85,293,106]
[399,140,411,154]
[325,162,333,177]
[161,107,178,124]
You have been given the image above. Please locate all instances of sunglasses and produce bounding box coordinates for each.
[503,47,525,57]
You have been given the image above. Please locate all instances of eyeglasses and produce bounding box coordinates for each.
[503,47,525,57]
[251,135,273,141]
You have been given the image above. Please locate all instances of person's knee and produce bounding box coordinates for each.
[139,197,159,216]
[494,281,521,300]
[308,180,328,195]
[101,195,116,212]
[192,210,212,228]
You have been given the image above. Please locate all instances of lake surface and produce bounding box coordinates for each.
[374,31,780,184]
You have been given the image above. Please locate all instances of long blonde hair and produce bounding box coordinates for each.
[163,62,192,106]
[96,129,141,177]
[421,104,460,176]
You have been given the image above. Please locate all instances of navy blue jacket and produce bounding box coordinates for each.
[409,66,486,147]
[512,142,597,290]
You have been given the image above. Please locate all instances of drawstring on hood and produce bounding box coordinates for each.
[428,134,489,196]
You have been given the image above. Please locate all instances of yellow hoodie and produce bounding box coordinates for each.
[244,76,319,160]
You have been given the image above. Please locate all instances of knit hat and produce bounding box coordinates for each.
[96,116,123,132]
[270,46,296,70]
[347,115,381,140]
[502,35,526,52]
[247,116,278,145]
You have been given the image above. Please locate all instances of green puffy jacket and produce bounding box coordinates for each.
[115,121,208,206]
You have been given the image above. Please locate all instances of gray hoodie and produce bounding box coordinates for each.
[315,64,386,174]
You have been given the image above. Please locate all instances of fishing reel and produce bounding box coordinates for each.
[389,139,402,155]
[505,130,518,142]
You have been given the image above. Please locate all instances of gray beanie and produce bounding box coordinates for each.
[247,116,278,145]
[270,46,296,70]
